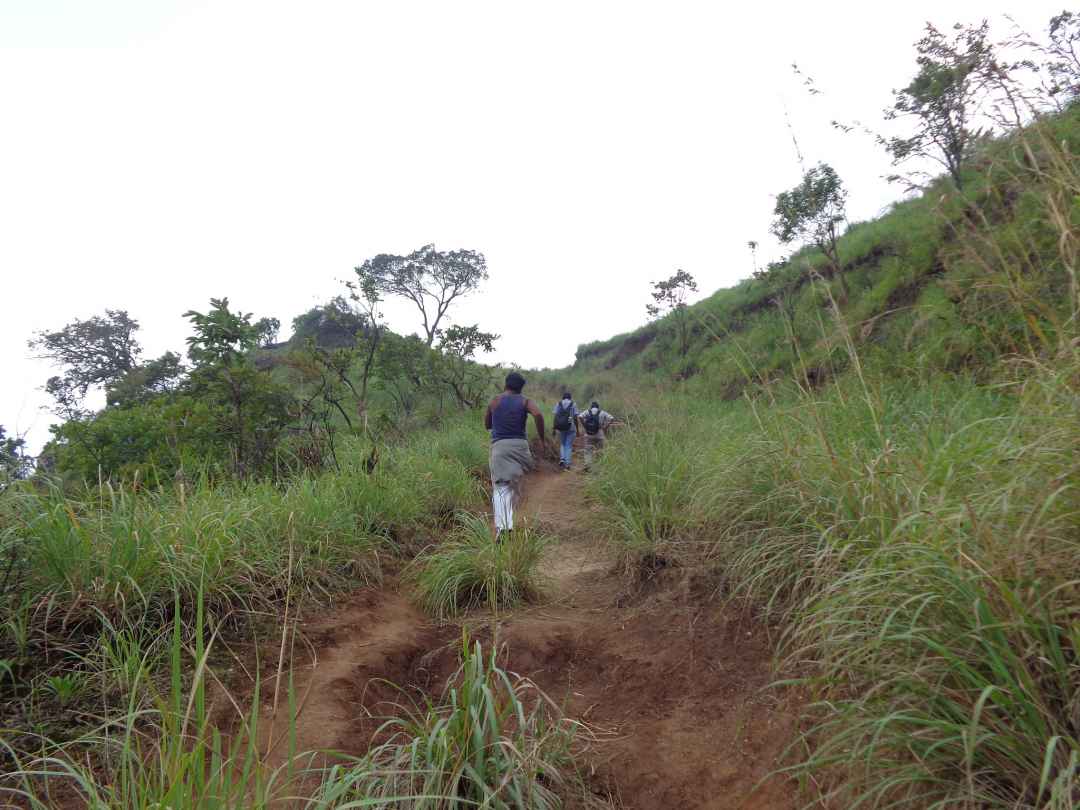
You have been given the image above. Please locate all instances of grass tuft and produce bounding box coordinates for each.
[314,633,580,809]
[411,513,549,620]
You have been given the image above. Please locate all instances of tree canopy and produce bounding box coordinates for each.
[0,425,30,487]
[646,270,698,357]
[29,309,142,413]
[352,244,488,346]
[885,21,994,190]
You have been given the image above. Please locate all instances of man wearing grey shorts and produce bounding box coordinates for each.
[484,372,547,536]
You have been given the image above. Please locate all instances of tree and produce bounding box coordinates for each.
[748,240,760,279]
[352,244,488,346]
[284,342,362,472]
[375,333,430,417]
[29,309,142,414]
[184,298,260,366]
[106,351,187,408]
[771,163,850,299]
[1011,12,1080,110]
[345,272,386,421]
[1042,12,1080,102]
[0,425,30,489]
[645,270,699,357]
[254,317,281,347]
[433,325,499,409]
[885,21,995,191]
[184,299,293,477]
[291,297,367,348]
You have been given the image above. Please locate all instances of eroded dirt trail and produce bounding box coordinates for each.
[250,455,804,809]
[501,462,802,809]
[254,589,436,771]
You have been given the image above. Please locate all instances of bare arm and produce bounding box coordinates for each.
[526,399,547,445]
[484,395,498,431]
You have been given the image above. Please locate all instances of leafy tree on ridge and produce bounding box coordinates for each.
[771,163,850,300]
[646,270,699,357]
[434,325,499,409]
[352,244,488,347]
[29,309,142,416]
[184,298,292,477]
[885,21,995,191]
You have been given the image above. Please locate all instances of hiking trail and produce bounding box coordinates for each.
[248,456,804,809]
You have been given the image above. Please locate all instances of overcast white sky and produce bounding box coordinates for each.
[0,1,1064,451]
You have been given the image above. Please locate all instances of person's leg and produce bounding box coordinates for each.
[493,482,513,534]
[560,430,573,467]
[583,436,594,469]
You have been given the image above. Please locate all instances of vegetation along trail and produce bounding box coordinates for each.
[7,14,1080,808]
[250,452,803,809]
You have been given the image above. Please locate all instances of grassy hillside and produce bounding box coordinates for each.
[562,106,1080,407]
[553,108,1080,807]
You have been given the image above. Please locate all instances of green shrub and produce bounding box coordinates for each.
[411,514,549,620]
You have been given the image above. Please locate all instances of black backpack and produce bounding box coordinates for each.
[583,409,601,436]
[554,402,573,431]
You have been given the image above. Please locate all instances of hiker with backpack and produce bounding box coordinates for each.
[579,401,615,470]
[551,392,579,471]
[485,372,547,537]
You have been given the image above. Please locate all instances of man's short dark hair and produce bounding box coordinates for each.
[505,372,526,393]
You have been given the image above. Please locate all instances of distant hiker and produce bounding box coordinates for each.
[551,392,579,471]
[579,401,615,470]
[485,372,547,537]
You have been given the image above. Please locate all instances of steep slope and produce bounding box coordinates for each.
[565,106,1080,401]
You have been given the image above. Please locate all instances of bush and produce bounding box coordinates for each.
[46,396,230,485]
[411,513,549,620]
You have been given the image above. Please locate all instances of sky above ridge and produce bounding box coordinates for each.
[0,0,1065,451]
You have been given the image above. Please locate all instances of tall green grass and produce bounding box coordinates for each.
[411,513,549,620]
[584,116,1080,806]
[4,597,583,808]
[2,590,302,808]
[0,425,486,760]
[314,633,580,809]
[716,361,1080,807]
[590,358,1079,807]
[587,408,735,573]
[1,430,483,626]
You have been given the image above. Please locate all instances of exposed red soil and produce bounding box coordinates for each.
[248,453,807,809]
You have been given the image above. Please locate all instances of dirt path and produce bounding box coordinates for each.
[250,455,805,809]
[505,462,802,809]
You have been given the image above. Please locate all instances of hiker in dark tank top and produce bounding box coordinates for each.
[484,371,547,537]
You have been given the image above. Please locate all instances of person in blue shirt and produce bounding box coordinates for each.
[550,392,578,470]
